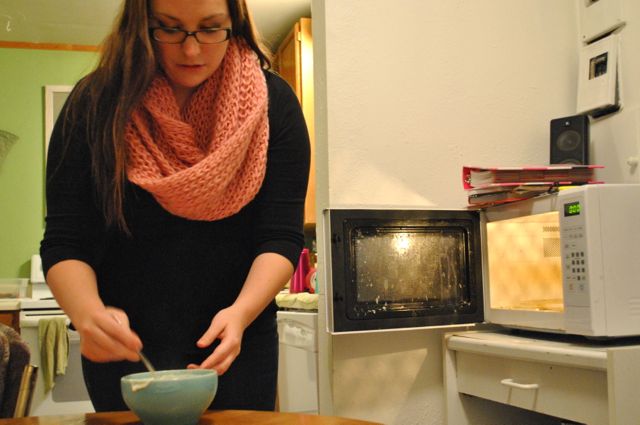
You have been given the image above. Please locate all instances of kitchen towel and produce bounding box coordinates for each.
[38,317,69,392]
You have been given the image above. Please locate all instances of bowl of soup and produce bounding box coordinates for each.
[121,369,218,425]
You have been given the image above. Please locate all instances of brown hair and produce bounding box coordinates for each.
[61,0,271,232]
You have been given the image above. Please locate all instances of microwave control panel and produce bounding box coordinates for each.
[562,224,590,305]
[561,199,591,309]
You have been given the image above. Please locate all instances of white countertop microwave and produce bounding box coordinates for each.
[324,184,640,338]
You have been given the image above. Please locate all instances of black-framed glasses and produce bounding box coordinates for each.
[149,26,232,44]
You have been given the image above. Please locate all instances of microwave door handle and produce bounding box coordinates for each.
[500,378,539,390]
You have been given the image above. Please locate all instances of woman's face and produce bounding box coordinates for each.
[149,0,231,103]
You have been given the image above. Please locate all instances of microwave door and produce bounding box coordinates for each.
[327,209,485,334]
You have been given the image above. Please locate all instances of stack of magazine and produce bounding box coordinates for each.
[463,164,604,207]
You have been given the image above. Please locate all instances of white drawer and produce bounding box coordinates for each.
[456,351,608,424]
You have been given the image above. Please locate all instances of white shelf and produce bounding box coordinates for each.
[444,330,640,425]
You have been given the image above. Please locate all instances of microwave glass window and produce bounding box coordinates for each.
[352,228,469,306]
[486,211,563,312]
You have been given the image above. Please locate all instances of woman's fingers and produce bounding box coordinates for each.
[190,339,239,375]
[197,318,224,348]
[200,337,240,374]
[77,307,141,362]
[108,308,130,328]
[191,309,245,374]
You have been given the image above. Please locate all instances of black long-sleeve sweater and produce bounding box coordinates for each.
[40,71,310,353]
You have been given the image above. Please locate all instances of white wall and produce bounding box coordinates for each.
[315,0,580,211]
[587,0,640,183]
[313,1,583,424]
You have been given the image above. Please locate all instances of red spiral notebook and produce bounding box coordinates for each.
[462,165,604,207]
[462,164,604,190]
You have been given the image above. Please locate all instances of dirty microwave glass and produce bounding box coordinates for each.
[326,209,483,332]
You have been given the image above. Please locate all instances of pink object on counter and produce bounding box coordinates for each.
[304,267,316,294]
[290,248,311,293]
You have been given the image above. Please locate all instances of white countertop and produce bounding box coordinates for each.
[0,298,24,310]
[275,290,318,310]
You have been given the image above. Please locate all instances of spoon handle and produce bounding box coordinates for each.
[139,351,156,372]
[110,313,156,373]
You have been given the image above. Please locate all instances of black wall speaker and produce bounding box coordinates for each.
[550,115,590,165]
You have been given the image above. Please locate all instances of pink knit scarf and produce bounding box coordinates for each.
[125,39,269,221]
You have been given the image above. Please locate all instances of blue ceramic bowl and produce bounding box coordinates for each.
[121,369,218,425]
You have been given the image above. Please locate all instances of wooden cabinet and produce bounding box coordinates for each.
[444,331,640,424]
[0,310,20,333]
[273,17,315,226]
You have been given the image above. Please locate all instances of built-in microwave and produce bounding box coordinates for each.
[324,184,640,337]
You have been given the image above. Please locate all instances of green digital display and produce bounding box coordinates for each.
[564,201,581,217]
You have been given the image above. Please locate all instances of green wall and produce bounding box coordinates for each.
[0,48,98,278]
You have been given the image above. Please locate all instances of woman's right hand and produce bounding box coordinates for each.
[74,306,143,363]
[45,260,143,363]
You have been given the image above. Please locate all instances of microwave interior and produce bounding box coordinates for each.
[485,210,563,313]
[328,209,484,332]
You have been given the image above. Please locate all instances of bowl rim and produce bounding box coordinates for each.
[121,369,218,382]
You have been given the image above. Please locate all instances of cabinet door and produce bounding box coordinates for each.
[274,18,315,226]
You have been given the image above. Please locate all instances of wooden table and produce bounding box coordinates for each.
[1,410,383,425]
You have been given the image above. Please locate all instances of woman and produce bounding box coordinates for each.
[40,0,309,412]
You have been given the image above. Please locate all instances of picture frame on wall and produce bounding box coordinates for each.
[44,85,73,159]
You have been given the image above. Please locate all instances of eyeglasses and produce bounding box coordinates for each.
[149,26,232,44]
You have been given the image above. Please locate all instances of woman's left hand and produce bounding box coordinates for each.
[188,306,248,375]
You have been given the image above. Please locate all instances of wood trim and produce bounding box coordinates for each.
[298,17,315,225]
[273,17,315,226]
[0,40,100,52]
